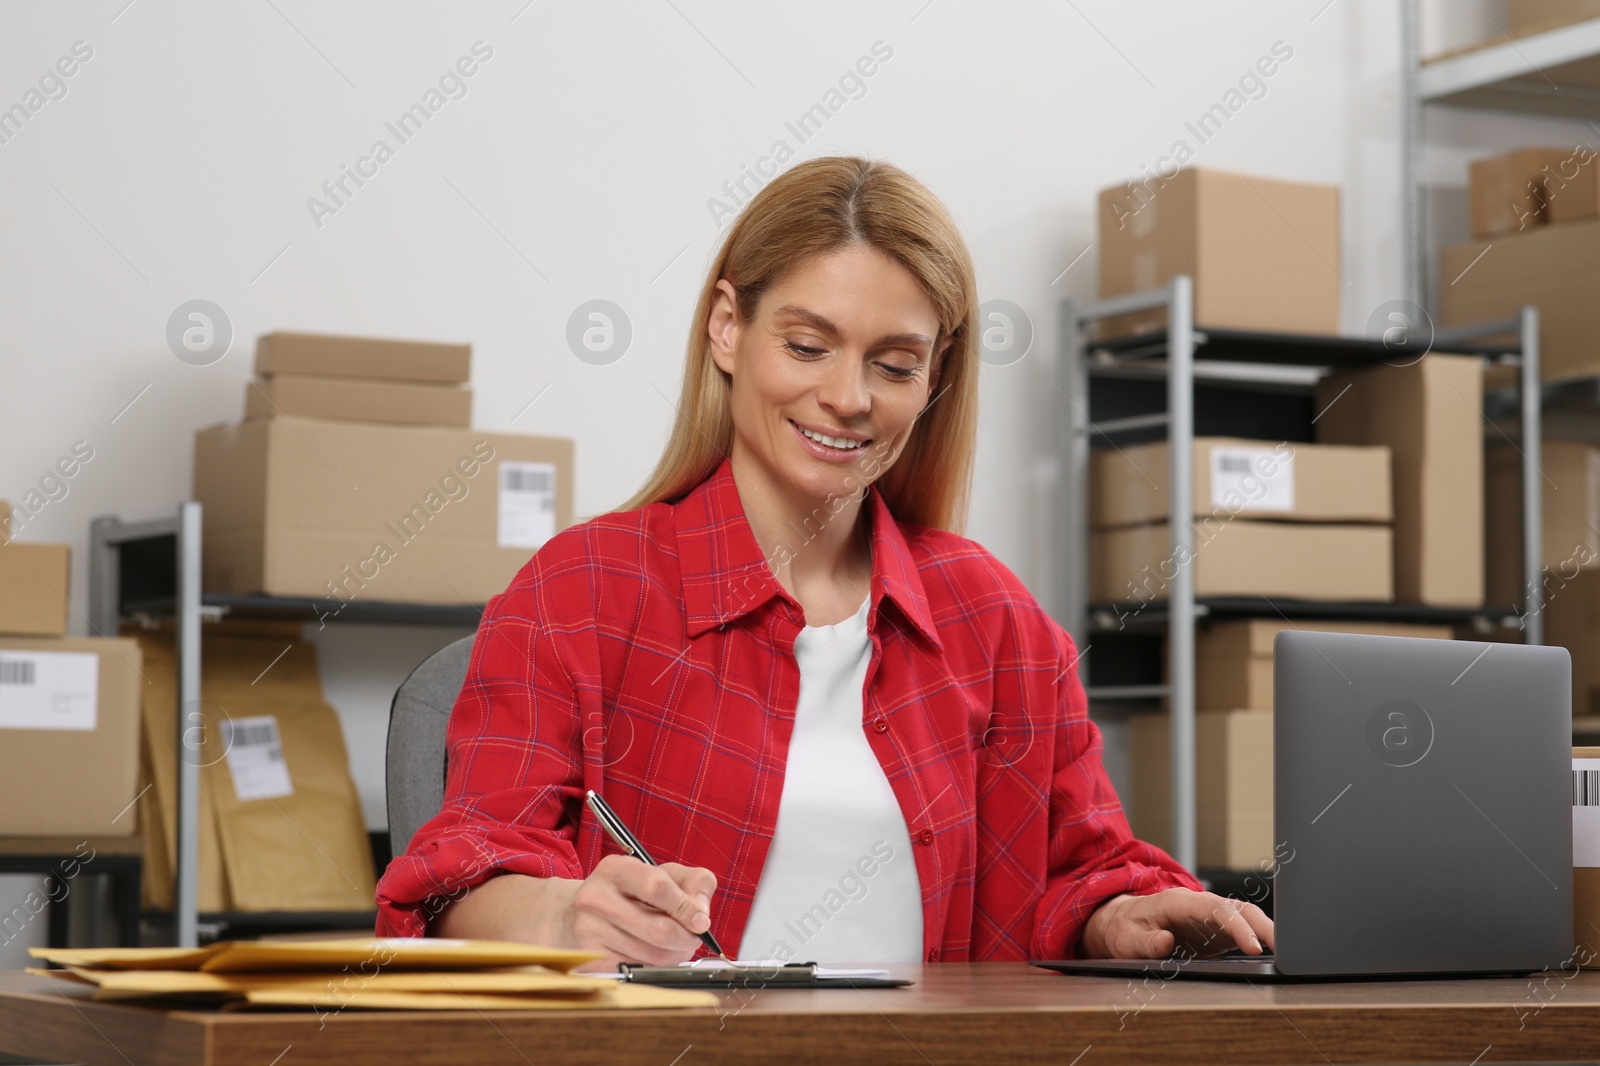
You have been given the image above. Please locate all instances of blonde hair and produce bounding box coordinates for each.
[620,156,980,534]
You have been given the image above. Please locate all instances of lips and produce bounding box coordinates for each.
[790,419,872,462]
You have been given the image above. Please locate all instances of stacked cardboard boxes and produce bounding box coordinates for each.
[198,332,576,606]
[1442,146,1600,381]
[248,331,473,428]
[1088,437,1394,602]
[1127,619,1453,869]
[0,499,145,838]
[1096,167,1342,337]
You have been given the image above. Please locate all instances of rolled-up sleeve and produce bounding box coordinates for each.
[1030,620,1203,959]
[375,550,587,937]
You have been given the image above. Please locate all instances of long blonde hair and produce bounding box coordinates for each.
[621,156,980,534]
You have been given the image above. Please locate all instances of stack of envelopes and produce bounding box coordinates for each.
[28,938,717,1012]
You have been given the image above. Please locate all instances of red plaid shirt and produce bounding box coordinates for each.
[375,457,1200,959]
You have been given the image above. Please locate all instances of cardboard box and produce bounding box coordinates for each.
[1544,152,1600,225]
[1189,619,1454,712]
[1091,520,1393,603]
[133,624,376,912]
[245,375,472,428]
[1097,167,1341,338]
[1313,355,1485,606]
[1439,219,1600,383]
[0,541,70,637]
[1510,0,1600,36]
[255,332,471,384]
[194,417,574,605]
[1574,745,1600,967]
[1090,437,1391,528]
[1547,569,1600,717]
[1486,442,1600,607]
[0,636,143,836]
[1128,709,1273,870]
[1468,147,1569,237]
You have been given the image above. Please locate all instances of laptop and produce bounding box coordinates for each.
[1037,631,1574,981]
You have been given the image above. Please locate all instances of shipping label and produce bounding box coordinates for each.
[1210,446,1294,512]
[497,460,557,550]
[0,650,98,731]
[222,715,295,801]
[1575,757,1600,868]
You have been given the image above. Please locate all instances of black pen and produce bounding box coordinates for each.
[584,789,728,960]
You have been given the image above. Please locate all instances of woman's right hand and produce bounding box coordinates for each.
[434,854,719,969]
[560,854,719,967]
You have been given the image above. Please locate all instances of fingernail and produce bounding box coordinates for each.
[693,912,710,931]
[1251,935,1261,950]
[696,893,711,911]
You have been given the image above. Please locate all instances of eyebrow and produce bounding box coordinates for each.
[772,304,935,354]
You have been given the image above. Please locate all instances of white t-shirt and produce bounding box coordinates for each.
[738,594,925,964]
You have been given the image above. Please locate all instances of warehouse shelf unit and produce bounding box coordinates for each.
[1400,5,1600,306]
[88,507,482,947]
[1058,275,1540,871]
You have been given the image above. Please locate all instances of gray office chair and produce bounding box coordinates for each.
[386,635,474,859]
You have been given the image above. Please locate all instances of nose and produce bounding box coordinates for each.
[815,350,871,419]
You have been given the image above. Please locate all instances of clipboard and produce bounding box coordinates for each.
[616,962,913,989]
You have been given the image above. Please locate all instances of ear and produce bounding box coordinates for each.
[708,279,741,377]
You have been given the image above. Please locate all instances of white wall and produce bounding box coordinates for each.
[2,0,1593,960]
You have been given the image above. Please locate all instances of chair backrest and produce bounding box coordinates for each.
[386,635,474,859]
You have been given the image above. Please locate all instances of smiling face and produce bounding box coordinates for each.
[708,243,944,512]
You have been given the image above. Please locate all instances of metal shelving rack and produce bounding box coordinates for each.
[89,506,482,947]
[1398,6,1600,732]
[1058,275,1540,871]
[1401,6,1600,304]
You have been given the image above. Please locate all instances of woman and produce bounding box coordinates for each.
[376,156,1273,967]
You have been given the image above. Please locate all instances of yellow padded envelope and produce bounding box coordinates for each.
[38,966,615,999]
[31,938,602,974]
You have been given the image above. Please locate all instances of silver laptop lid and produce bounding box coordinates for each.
[1274,631,1572,977]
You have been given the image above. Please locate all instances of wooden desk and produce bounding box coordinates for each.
[3,963,1599,1065]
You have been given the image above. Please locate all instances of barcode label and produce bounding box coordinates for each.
[1576,758,1600,868]
[224,720,282,754]
[1210,446,1294,513]
[0,652,97,731]
[222,715,294,800]
[498,460,558,550]
[502,465,552,494]
[0,661,35,685]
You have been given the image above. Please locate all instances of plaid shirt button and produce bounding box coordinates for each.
[872,716,889,733]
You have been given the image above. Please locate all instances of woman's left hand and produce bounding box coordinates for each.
[1078,888,1274,960]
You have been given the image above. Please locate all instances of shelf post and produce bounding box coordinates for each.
[88,517,120,638]
[1400,0,1424,308]
[1059,298,1090,649]
[175,502,202,947]
[1520,306,1543,646]
[1168,276,1197,872]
